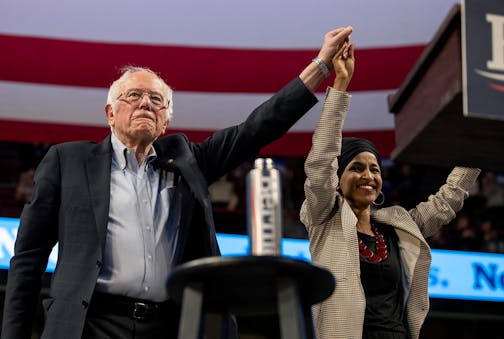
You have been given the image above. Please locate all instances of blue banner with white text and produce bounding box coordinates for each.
[1,217,503,302]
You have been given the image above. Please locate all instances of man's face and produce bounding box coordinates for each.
[105,71,169,147]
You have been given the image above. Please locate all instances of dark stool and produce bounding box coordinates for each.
[166,256,335,339]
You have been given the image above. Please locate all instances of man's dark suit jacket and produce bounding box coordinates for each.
[2,77,318,339]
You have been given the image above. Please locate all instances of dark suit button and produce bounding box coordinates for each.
[82,300,89,308]
[96,260,102,268]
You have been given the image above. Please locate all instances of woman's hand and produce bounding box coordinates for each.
[316,26,353,69]
[332,42,355,91]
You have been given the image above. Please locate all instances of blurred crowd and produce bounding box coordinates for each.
[4,142,504,254]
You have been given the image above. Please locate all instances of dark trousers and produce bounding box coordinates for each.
[82,292,180,339]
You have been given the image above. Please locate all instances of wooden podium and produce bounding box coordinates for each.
[388,4,504,171]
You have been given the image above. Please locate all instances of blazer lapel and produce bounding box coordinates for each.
[373,208,424,244]
[154,135,209,207]
[341,199,360,268]
[154,135,219,259]
[86,136,112,252]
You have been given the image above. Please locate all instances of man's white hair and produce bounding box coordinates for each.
[107,66,173,121]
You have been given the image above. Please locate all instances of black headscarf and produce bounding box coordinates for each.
[337,137,382,179]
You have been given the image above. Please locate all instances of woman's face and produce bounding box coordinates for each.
[339,151,382,209]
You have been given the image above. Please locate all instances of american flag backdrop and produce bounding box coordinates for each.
[0,0,460,157]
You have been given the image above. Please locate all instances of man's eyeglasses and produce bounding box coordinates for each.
[117,89,168,111]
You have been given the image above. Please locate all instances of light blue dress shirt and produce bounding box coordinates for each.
[96,133,177,301]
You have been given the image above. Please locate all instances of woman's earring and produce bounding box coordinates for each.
[372,192,385,206]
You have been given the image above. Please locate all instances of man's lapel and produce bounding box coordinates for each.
[86,136,112,252]
[154,134,208,206]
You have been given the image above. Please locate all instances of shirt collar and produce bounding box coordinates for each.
[111,132,157,171]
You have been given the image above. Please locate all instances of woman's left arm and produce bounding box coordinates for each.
[409,167,481,238]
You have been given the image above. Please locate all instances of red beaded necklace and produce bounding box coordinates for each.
[358,224,388,263]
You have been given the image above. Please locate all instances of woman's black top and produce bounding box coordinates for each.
[358,223,408,339]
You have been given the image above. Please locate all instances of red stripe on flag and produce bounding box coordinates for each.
[0,34,424,93]
[0,119,395,157]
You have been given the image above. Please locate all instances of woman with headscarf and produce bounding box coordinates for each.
[300,38,480,339]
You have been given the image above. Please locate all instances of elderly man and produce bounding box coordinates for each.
[2,27,353,339]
